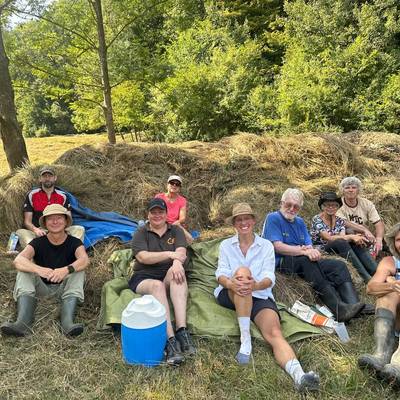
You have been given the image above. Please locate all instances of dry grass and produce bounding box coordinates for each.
[1,131,400,399]
[1,130,398,233]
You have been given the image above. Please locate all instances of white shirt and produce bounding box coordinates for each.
[214,234,276,300]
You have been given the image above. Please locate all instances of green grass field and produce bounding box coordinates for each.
[0,134,399,399]
[0,133,125,175]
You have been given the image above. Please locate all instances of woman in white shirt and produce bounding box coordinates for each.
[215,203,319,393]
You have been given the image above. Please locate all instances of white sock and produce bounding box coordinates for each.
[238,317,252,355]
[285,359,305,385]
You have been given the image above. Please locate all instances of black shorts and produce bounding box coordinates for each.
[216,288,280,321]
[128,271,167,293]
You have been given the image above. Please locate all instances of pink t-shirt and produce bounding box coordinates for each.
[155,193,187,224]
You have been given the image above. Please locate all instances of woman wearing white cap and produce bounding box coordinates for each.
[155,175,193,244]
[214,203,319,393]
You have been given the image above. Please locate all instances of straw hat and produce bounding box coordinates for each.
[39,204,72,229]
[225,203,256,224]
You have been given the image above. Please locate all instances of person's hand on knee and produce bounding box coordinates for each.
[169,261,186,284]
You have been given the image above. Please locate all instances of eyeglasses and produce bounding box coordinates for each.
[323,203,339,209]
[282,201,301,211]
[169,181,181,187]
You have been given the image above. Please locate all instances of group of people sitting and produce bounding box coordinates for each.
[1,168,400,392]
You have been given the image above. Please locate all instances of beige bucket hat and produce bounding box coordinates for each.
[225,203,256,224]
[39,204,72,229]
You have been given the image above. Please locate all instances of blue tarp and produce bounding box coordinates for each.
[63,190,137,248]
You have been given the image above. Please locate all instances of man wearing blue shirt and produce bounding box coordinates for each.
[263,188,365,323]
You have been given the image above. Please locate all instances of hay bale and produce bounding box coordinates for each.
[274,273,316,306]
[1,130,400,237]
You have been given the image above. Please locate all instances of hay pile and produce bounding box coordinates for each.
[1,131,399,304]
[1,131,399,233]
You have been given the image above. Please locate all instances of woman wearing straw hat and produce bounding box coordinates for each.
[1,204,89,338]
[310,191,377,282]
[214,203,319,393]
[155,175,194,244]
[358,223,400,385]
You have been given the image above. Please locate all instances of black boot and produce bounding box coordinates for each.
[337,281,374,315]
[337,281,360,303]
[318,285,365,323]
[358,308,396,373]
[0,295,37,337]
[165,336,184,366]
[60,297,84,337]
[347,249,372,282]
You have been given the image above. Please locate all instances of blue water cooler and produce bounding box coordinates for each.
[121,295,167,367]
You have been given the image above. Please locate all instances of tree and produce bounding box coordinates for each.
[8,0,188,143]
[0,0,29,172]
[277,0,400,131]
[90,0,115,144]
[149,19,266,141]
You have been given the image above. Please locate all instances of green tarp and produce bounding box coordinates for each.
[97,238,322,343]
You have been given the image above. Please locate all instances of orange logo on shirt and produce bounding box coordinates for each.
[167,238,175,245]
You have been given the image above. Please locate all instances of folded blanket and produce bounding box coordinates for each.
[98,239,322,342]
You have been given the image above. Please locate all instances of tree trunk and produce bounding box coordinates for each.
[91,0,116,144]
[0,23,29,172]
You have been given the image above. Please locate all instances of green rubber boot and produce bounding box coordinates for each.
[60,297,84,337]
[0,295,37,337]
[358,308,396,373]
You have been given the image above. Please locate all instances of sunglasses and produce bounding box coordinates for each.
[169,181,181,187]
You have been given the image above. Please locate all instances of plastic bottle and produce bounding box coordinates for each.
[7,232,19,253]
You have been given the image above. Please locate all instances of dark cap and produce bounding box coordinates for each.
[39,166,55,176]
[148,198,167,211]
[318,192,343,209]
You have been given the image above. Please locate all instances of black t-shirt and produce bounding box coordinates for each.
[29,235,83,284]
[132,223,187,278]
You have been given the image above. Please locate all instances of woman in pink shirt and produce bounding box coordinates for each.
[155,175,193,244]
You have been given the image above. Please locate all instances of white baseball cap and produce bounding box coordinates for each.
[167,175,182,184]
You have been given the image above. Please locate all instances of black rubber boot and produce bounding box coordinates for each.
[318,285,365,323]
[336,281,374,315]
[358,308,396,373]
[336,281,360,304]
[347,249,372,282]
[60,297,84,337]
[0,295,37,337]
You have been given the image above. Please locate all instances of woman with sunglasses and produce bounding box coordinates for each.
[310,192,376,283]
[155,175,193,244]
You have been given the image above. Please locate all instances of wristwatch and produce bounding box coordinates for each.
[67,265,75,274]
